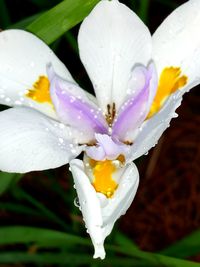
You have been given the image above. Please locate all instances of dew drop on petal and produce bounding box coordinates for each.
[74,197,81,210]
[71,149,77,154]
[14,100,22,105]
[59,123,65,129]
[82,200,87,205]
[58,137,64,144]
[5,97,11,103]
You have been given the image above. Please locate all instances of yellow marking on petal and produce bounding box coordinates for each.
[91,159,118,198]
[147,67,188,119]
[26,76,52,104]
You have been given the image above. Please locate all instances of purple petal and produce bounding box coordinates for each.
[112,63,157,141]
[50,73,108,141]
[86,134,130,161]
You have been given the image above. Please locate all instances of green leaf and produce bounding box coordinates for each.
[138,0,150,23]
[0,172,22,196]
[11,187,69,231]
[0,226,199,267]
[0,0,11,28]
[9,13,43,29]
[0,202,42,216]
[161,229,200,258]
[0,226,90,247]
[27,0,100,45]
[115,232,138,250]
[0,252,147,266]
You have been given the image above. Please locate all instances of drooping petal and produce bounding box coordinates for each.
[153,0,200,90]
[0,107,83,173]
[101,162,139,238]
[69,159,105,259]
[86,134,130,161]
[112,63,158,142]
[70,159,139,259]
[0,30,74,119]
[78,0,152,112]
[50,72,108,142]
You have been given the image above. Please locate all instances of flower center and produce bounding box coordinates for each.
[26,76,52,104]
[147,67,188,118]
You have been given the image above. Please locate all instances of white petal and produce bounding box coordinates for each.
[49,67,108,142]
[128,0,200,161]
[0,107,83,173]
[0,30,73,119]
[127,91,182,161]
[102,162,139,237]
[70,159,139,259]
[153,0,200,88]
[78,0,152,112]
[70,159,105,260]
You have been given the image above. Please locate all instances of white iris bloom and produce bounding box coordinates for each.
[0,0,199,259]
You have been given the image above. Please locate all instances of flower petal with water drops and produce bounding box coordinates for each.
[127,0,200,161]
[70,159,139,259]
[50,70,108,142]
[0,107,83,173]
[0,30,75,119]
[112,62,158,142]
[78,0,152,112]
[69,159,105,260]
[153,0,200,92]
[127,90,183,162]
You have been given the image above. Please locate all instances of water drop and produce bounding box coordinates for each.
[30,61,35,67]
[74,197,80,208]
[58,138,64,144]
[5,97,11,103]
[71,149,77,154]
[14,100,22,105]
[59,123,65,129]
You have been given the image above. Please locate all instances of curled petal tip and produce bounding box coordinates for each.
[93,243,106,260]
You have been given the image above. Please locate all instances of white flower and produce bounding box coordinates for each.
[0,0,199,259]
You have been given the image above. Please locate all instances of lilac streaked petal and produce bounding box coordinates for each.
[86,134,130,161]
[50,74,108,141]
[112,63,157,142]
[146,62,158,110]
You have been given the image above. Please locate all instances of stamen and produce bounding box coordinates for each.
[26,76,52,104]
[147,67,188,119]
[105,103,116,126]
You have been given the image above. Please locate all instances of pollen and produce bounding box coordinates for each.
[90,159,118,198]
[26,76,52,104]
[147,67,188,119]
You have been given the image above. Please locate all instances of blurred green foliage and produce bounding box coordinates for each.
[0,0,200,266]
